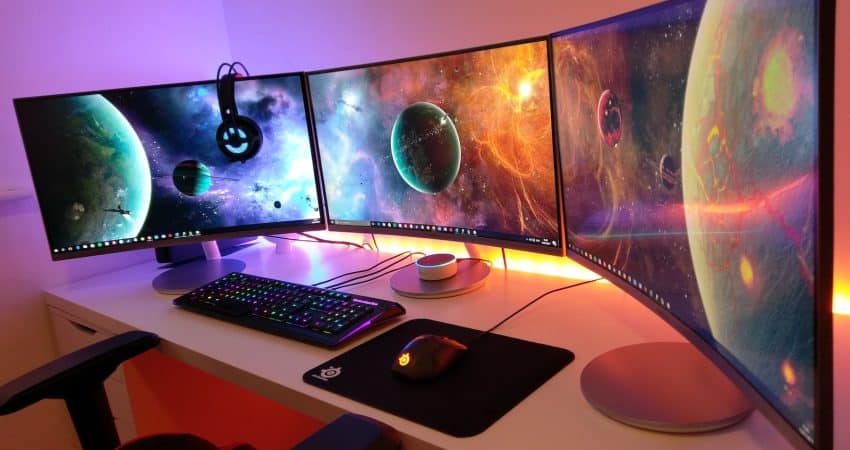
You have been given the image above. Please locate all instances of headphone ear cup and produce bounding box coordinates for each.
[216,116,262,162]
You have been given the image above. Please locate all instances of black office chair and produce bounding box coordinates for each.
[0,330,401,450]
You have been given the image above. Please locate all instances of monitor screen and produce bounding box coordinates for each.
[552,0,832,448]
[307,37,563,254]
[15,73,324,260]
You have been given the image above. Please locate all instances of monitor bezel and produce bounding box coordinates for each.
[14,72,327,262]
[551,0,835,448]
[305,36,566,256]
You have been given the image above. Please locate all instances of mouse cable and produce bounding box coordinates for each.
[313,251,422,287]
[478,277,603,338]
[263,234,370,250]
[326,252,426,290]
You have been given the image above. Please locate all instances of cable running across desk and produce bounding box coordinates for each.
[313,250,422,287]
[459,278,603,348]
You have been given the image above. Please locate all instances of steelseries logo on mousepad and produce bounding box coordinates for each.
[310,366,343,382]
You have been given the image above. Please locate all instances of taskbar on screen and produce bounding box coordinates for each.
[52,230,204,256]
[329,219,559,249]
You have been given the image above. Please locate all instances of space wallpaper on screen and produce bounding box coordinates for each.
[309,40,560,243]
[554,0,819,440]
[18,76,321,251]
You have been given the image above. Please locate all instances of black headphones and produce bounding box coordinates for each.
[216,62,262,162]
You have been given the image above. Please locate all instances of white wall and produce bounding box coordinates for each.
[221,0,655,73]
[0,1,232,448]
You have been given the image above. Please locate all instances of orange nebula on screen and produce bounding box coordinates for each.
[518,80,533,99]
[782,359,797,386]
[740,255,755,289]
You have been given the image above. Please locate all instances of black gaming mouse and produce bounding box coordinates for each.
[391,334,468,381]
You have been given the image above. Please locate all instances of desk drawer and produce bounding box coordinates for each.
[48,306,127,384]
[49,306,111,352]
[47,305,135,437]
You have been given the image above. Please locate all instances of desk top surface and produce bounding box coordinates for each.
[44,239,826,450]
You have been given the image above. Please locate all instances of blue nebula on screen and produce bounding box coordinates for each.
[16,75,320,251]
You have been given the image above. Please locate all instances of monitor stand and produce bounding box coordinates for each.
[152,241,246,295]
[580,342,753,433]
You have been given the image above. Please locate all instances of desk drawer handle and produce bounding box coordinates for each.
[68,320,97,335]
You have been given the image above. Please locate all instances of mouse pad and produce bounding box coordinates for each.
[303,318,574,437]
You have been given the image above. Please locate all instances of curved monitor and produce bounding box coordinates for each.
[14,73,324,261]
[307,37,563,255]
[552,0,833,448]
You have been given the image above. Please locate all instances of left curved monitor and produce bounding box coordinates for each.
[14,73,325,261]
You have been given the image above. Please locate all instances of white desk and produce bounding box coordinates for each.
[43,239,809,449]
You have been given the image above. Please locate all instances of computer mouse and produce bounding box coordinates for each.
[391,334,468,381]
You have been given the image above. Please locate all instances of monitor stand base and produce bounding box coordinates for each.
[152,241,246,294]
[389,259,490,299]
[580,342,753,433]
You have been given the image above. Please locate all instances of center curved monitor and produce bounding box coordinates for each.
[552,0,833,448]
[307,37,563,255]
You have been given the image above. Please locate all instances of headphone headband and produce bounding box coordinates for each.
[215,62,262,163]
[217,72,238,121]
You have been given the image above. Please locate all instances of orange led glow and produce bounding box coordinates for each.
[296,232,847,316]
[398,352,411,367]
[834,289,850,316]
[739,255,755,290]
[781,359,797,386]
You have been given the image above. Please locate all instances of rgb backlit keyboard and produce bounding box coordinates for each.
[173,272,406,347]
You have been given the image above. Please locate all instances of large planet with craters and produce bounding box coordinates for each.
[25,94,151,247]
[390,102,461,194]
[681,0,817,432]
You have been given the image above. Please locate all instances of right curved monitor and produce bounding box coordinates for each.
[552,0,833,448]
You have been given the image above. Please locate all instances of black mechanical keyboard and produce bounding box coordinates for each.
[173,272,406,348]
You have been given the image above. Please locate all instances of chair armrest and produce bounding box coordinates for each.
[0,330,160,415]
[293,413,401,450]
